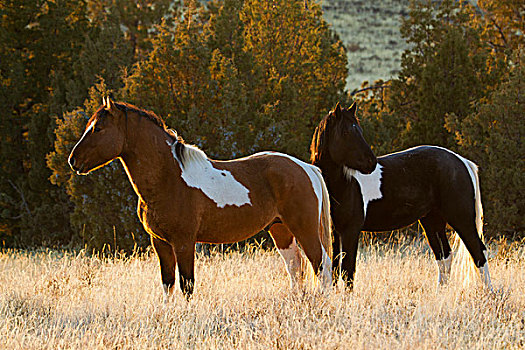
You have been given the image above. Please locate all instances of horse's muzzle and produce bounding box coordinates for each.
[68,155,77,169]
[361,158,378,174]
[68,155,85,174]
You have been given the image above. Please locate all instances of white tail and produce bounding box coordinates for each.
[317,166,333,287]
[302,165,333,289]
[450,156,491,289]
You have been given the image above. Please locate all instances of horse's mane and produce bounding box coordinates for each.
[113,102,170,132]
[173,142,209,170]
[310,112,331,165]
[110,101,209,168]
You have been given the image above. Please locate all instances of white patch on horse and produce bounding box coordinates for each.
[437,255,452,285]
[167,141,251,208]
[74,120,95,148]
[479,250,492,290]
[255,152,333,288]
[320,244,332,288]
[277,238,302,287]
[162,284,171,303]
[343,164,383,217]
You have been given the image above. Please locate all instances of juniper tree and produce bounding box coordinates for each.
[448,50,524,235]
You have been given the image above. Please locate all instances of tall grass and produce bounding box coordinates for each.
[1,238,523,349]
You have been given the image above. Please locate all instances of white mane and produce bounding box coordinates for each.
[179,143,209,169]
[166,140,251,208]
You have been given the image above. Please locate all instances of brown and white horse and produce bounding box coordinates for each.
[68,98,332,297]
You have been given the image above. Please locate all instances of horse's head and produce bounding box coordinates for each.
[68,97,127,175]
[311,102,377,174]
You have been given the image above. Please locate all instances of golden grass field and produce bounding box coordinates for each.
[1,237,524,349]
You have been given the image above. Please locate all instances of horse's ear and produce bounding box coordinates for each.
[104,96,116,111]
[334,102,343,118]
[347,102,358,116]
[107,96,116,111]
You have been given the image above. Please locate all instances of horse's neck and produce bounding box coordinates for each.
[120,126,179,204]
[316,157,347,193]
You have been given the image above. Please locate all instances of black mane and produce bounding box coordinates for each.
[114,102,195,166]
[114,102,167,131]
[310,111,333,165]
[111,102,185,142]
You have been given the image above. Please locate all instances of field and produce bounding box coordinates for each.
[1,238,524,349]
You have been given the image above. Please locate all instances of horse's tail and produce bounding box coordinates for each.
[451,155,489,288]
[304,165,333,287]
[317,168,333,263]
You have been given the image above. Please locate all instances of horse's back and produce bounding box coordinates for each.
[379,146,474,185]
[249,152,320,199]
[212,152,320,212]
[363,145,476,230]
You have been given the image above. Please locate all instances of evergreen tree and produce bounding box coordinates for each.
[388,0,495,150]
[241,0,347,157]
[448,50,524,235]
[475,0,524,59]
[125,0,347,160]
[45,0,172,250]
[124,1,215,149]
[86,0,174,60]
[0,0,90,246]
[1,0,171,247]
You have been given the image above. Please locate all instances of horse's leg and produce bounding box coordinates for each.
[269,223,303,288]
[151,236,177,298]
[339,226,361,290]
[174,242,196,299]
[282,217,332,288]
[446,214,492,288]
[420,210,452,285]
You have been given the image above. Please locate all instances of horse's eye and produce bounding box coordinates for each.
[94,125,101,132]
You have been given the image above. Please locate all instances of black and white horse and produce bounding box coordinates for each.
[310,103,492,290]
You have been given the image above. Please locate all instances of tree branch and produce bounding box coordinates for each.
[350,84,390,96]
[8,180,31,217]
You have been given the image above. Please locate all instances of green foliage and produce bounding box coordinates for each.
[475,0,524,59]
[125,0,347,159]
[240,0,347,157]
[86,0,174,60]
[352,80,403,156]
[0,0,90,245]
[351,0,522,235]
[1,0,168,248]
[389,0,495,150]
[447,50,525,234]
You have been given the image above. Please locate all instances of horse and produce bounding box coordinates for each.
[310,102,492,290]
[68,97,333,298]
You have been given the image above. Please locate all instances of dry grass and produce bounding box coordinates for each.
[1,239,524,349]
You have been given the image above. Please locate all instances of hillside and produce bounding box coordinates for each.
[321,0,411,90]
